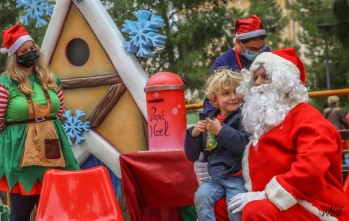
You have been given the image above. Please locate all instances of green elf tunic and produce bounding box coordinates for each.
[0,74,80,195]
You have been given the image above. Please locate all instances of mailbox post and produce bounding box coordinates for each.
[145,72,187,150]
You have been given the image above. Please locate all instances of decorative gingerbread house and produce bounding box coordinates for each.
[41,0,149,178]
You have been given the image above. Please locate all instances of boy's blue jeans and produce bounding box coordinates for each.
[194,175,246,221]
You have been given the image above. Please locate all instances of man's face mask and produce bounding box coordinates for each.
[17,50,40,68]
[240,43,267,61]
[243,50,258,61]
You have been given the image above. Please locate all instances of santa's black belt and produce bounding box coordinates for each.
[6,117,57,125]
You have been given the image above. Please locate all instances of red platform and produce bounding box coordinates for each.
[35,166,123,221]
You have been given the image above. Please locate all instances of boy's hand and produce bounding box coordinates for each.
[206,117,221,135]
[192,120,208,137]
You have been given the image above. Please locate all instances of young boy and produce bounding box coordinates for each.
[185,67,249,221]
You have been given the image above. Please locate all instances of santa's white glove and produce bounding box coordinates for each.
[193,160,209,185]
[228,191,267,213]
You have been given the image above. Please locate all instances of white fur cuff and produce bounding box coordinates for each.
[265,176,297,210]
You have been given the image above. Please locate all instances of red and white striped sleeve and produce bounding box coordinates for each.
[56,87,64,117]
[0,84,9,132]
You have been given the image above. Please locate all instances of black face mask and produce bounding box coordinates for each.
[17,50,40,68]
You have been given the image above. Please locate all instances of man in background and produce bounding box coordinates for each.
[323,95,349,130]
[205,14,270,113]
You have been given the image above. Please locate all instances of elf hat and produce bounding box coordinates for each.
[272,48,306,83]
[234,14,266,41]
[1,24,34,56]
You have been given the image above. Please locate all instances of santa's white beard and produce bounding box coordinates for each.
[241,84,292,146]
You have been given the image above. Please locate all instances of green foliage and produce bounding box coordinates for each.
[249,0,289,50]
[286,0,349,93]
[0,0,19,73]
[333,0,349,49]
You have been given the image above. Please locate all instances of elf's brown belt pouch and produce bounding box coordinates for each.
[20,119,66,168]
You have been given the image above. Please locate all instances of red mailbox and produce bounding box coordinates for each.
[145,72,187,150]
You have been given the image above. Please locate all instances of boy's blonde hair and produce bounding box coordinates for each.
[5,44,57,94]
[205,67,243,100]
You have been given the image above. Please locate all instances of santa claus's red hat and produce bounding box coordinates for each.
[234,14,266,41]
[1,24,34,56]
[272,48,306,83]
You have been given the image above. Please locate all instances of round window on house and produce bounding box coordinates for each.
[66,38,90,66]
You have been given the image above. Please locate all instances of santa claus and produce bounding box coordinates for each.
[227,48,349,220]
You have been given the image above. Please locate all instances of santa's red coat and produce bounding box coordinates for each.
[241,102,349,220]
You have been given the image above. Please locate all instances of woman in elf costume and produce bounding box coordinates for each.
[0,24,80,221]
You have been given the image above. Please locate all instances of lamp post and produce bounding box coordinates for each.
[317,23,333,90]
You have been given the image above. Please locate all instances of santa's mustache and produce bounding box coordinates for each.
[245,83,285,105]
[249,83,271,94]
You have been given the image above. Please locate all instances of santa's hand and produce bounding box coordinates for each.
[193,160,209,184]
[228,191,266,213]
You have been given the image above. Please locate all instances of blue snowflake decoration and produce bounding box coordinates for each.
[16,0,55,28]
[62,110,90,145]
[121,10,167,58]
